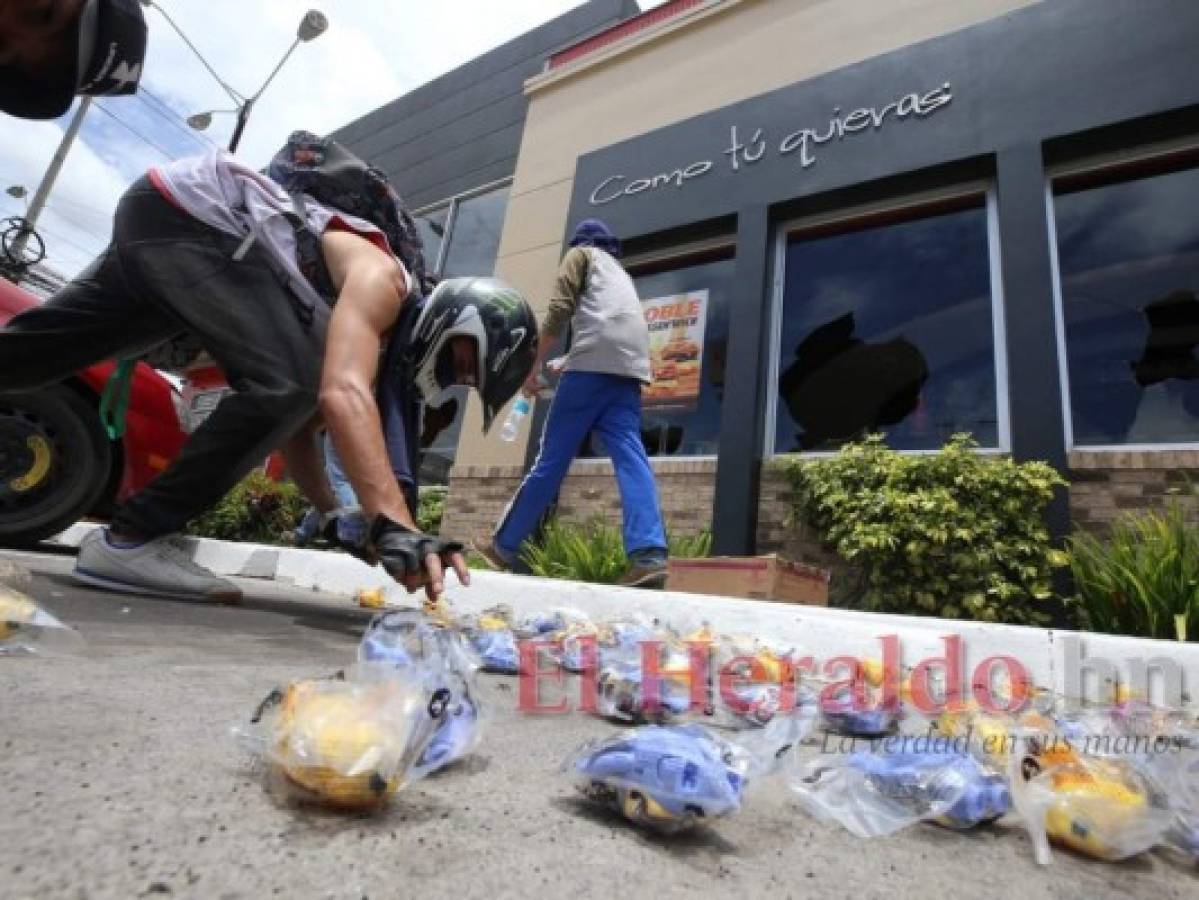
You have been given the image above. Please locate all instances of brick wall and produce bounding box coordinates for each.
[440,458,716,542]
[442,451,1199,568]
[439,465,525,540]
[757,462,860,605]
[1068,450,1199,532]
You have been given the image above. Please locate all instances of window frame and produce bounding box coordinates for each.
[1046,141,1199,453]
[765,182,1011,458]
[411,175,514,278]
[410,200,451,274]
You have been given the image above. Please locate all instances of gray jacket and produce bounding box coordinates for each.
[542,246,651,383]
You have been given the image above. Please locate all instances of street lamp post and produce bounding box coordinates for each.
[227,100,255,154]
[189,10,328,153]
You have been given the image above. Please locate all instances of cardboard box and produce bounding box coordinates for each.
[666,554,830,606]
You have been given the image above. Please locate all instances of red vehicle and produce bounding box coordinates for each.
[0,277,188,545]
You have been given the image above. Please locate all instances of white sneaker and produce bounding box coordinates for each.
[73,530,242,603]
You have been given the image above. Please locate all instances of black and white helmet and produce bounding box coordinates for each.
[410,277,538,432]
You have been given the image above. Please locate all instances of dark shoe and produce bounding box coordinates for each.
[471,531,513,572]
[618,563,668,589]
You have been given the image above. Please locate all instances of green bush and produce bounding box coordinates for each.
[519,517,711,584]
[521,518,626,583]
[671,530,713,559]
[1068,501,1199,641]
[781,434,1068,625]
[186,471,308,544]
[188,477,448,545]
[417,485,448,535]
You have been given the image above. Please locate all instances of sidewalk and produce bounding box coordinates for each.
[50,523,1199,707]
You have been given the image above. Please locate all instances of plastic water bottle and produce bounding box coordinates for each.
[500,396,531,442]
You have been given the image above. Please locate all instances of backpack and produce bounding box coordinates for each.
[267,130,436,301]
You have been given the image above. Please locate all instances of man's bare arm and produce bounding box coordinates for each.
[318,229,469,599]
[318,230,414,528]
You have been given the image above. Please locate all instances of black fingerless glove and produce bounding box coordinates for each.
[369,515,464,580]
[315,508,373,564]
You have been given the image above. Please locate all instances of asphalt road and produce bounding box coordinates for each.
[1,549,1195,900]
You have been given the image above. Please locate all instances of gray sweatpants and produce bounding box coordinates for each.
[0,176,328,537]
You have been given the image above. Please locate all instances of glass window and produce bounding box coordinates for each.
[440,184,510,279]
[1054,163,1199,446]
[773,201,999,453]
[413,204,449,275]
[579,251,733,458]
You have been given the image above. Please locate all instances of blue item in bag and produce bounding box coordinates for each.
[571,725,745,833]
[414,692,479,778]
[821,687,900,737]
[470,628,519,674]
[357,611,481,776]
[849,747,1011,829]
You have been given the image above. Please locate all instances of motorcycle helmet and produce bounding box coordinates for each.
[409,277,538,432]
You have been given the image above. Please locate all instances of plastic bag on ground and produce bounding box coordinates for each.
[708,637,805,729]
[565,724,747,834]
[514,606,590,640]
[1136,739,1199,860]
[1006,729,1173,863]
[819,683,902,737]
[933,704,1034,767]
[358,610,483,778]
[791,745,1010,837]
[554,616,654,673]
[520,609,597,672]
[468,627,519,674]
[460,605,519,674]
[595,629,697,724]
[0,584,84,656]
[1110,699,1199,750]
[557,625,601,673]
[596,658,693,724]
[237,671,451,810]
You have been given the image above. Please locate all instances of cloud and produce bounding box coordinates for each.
[0,115,128,275]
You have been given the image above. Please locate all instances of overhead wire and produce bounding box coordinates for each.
[143,1,244,105]
[43,195,114,220]
[135,85,221,152]
[92,101,178,160]
[35,223,104,261]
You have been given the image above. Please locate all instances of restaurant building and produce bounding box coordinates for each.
[340,0,1199,556]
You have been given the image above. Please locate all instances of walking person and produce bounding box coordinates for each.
[474,219,669,588]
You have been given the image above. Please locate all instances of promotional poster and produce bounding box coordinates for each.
[643,289,708,410]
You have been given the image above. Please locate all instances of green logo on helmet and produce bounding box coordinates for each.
[487,288,523,315]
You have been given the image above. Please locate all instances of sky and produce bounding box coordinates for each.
[0,0,665,278]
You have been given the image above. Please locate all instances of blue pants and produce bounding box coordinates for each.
[495,372,667,561]
[324,433,358,510]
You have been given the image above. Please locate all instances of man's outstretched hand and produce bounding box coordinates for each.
[369,514,470,600]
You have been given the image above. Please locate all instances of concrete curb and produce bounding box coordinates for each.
[51,522,1199,706]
